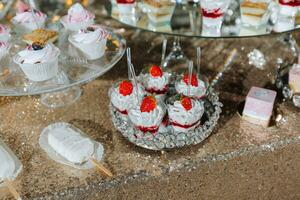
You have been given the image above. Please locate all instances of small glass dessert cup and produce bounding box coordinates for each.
[60,3,95,32]
[278,0,300,17]
[128,95,166,135]
[239,0,272,35]
[175,73,208,99]
[109,80,145,120]
[117,0,136,15]
[68,25,109,60]
[166,94,204,133]
[199,0,230,37]
[13,43,60,82]
[139,65,172,101]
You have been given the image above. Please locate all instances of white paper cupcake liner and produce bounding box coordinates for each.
[12,19,46,34]
[39,122,104,170]
[69,38,107,60]
[0,139,23,187]
[14,54,60,82]
[60,17,94,32]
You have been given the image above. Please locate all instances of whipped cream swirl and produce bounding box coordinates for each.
[12,10,46,23]
[71,26,109,44]
[16,44,60,64]
[168,99,204,126]
[66,3,95,23]
[141,72,171,92]
[128,103,165,128]
[0,25,10,35]
[175,78,207,99]
[110,83,145,113]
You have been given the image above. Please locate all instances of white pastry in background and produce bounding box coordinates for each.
[0,24,11,41]
[48,126,95,164]
[0,146,16,182]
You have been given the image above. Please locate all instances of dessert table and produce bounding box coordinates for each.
[1,1,300,200]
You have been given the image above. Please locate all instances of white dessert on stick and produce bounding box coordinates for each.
[46,125,112,177]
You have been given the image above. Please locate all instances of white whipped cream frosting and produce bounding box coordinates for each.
[141,72,171,92]
[0,41,10,55]
[48,127,95,164]
[12,10,46,23]
[110,83,145,113]
[175,78,207,99]
[128,103,166,127]
[168,99,204,126]
[0,24,10,35]
[70,27,108,44]
[16,44,60,64]
[0,145,15,180]
[66,3,95,23]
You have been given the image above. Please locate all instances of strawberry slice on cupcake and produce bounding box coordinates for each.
[128,95,166,134]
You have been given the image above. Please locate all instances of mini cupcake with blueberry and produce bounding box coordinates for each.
[175,73,207,99]
[68,25,109,60]
[13,42,60,81]
[167,95,204,133]
[0,25,11,41]
[139,65,171,101]
[61,3,95,32]
[128,96,166,134]
[11,1,47,34]
[110,80,145,118]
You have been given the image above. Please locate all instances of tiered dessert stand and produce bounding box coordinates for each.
[0,27,126,108]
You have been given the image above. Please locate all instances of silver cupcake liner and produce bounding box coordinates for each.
[110,88,222,151]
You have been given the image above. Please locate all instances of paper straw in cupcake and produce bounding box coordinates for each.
[161,39,167,68]
[126,47,132,80]
[127,48,141,104]
[187,61,194,97]
[4,179,21,200]
[196,47,201,78]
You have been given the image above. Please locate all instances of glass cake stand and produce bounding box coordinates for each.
[0,27,126,108]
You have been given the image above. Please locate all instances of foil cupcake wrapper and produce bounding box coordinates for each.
[110,87,222,151]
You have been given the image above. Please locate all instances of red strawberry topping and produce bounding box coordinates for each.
[149,65,163,77]
[183,74,198,87]
[119,80,133,96]
[181,97,192,111]
[140,96,157,112]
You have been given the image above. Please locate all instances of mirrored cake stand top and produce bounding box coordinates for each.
[0,27,126,97]
[108,1,300,38]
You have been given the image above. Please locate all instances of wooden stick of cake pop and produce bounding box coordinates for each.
[4,179,21,200]
[161,39,167,68]
[127,48,132,80]
[196,47,201,77]
[90,158,113,178]
[187,61,194,97]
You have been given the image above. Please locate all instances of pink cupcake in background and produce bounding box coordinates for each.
[0,25,11,41]
[68,25,109,60]
[61,3,95,32]
[11,1,47,34]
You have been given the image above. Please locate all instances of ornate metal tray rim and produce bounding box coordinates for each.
[110,88,222,151]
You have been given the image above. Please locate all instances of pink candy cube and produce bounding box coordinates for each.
[289,64,300,93]
[242,87,277,127]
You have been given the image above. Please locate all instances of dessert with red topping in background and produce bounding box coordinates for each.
[139,65,171,101]
[175,73,207,99]
[128,96,166,134]
[110,80,145,117]
[167,95,204,133]
[116,0,136,15]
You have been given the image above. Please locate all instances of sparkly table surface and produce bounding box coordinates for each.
[1,4,300,200]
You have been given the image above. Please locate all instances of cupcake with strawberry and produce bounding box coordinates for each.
[167,95,204,133]
[128,96,166,134]
[110,80,145,117]
[175,73,207,99]
[140,65,171,101]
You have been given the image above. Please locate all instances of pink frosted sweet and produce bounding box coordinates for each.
[242,87,277,127]
[289,64,300,93]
